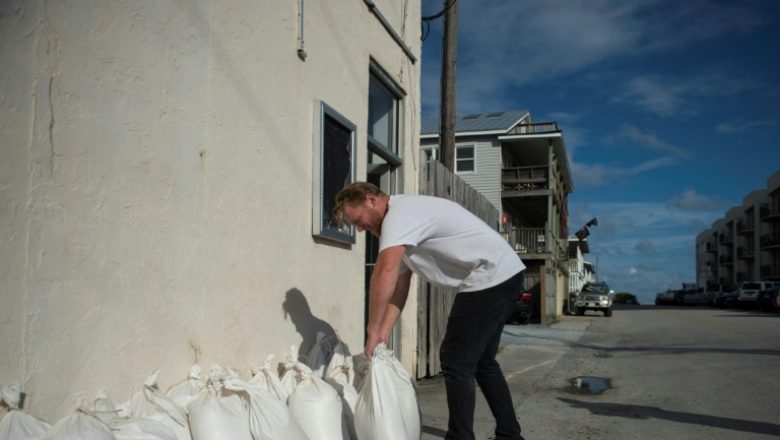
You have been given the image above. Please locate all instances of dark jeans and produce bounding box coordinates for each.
[440,270,525,440]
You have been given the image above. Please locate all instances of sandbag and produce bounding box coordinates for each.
[112,418,178,440]
[41,392,116,440]
[287,363,342,440]
[166,365,206,411]
[249,356,287,402]
[354,344,421,440]
[187,367,252,440]
[0,383,51,439]
[124,370,190,440]
[324,342,358,440]
[223,377,307,440]
[279,345,300,398]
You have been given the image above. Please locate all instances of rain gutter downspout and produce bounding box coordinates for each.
[363,0,417,64]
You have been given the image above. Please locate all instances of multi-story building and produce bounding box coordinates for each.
[420,110,574,323]
[696,170,780,289]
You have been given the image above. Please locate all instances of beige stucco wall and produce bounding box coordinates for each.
[0,0,420,420]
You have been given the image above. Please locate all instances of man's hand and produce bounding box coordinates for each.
[364,331,386,359]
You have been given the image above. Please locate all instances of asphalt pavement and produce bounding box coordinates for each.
[416,315,592,439]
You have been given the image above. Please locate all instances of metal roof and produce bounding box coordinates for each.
[420,110,530,135]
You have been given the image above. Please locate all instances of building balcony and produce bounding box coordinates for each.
[505,227,551,256]
[501,166,548,193]
[760,202,780,222]
[719,255,734,265]
[736,272,748,282]
[760,234,780,250]
[705,241,718,253]
[719,234,734,245]
[737,246,755,259]
[760,265,779,279]
[507,122,561,135]
[736,219,754,235]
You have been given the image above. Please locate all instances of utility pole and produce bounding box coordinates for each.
[439,0,457,171]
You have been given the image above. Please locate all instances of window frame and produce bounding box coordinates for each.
[312,101,357,244]
[455,144,476,173]
[367,62,404,168]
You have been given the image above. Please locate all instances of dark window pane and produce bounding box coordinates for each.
[322,114,352,231]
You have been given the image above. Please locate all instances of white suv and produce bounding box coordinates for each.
[737,281,777,305]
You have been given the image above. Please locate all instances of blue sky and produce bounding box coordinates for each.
[419,0,780,304]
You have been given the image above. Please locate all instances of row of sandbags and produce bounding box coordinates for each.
[0,337,420,440]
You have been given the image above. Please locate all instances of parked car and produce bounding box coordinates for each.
[715,290,739,309]
[683,289,708,306]
[655,289,684,305]
[506,291,533,324]
[575,282,613,317]
[737,281,778,306]
[756,285,780,312]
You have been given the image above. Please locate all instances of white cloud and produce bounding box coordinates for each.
[604,124,690,159]
[668,188,727,212]
[716,120,778,133]
[571,156,680,189]
[614,73,762,117]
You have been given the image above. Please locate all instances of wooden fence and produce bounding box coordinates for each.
[416,160,499,378]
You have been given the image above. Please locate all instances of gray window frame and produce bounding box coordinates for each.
[312,101,357,244]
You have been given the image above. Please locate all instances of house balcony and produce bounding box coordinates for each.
[508,122,561,135]
[501,165,548,195]
[719,233,734,245]
[504,227,561,259]
[760,202,780,222]
[719,255,734,265]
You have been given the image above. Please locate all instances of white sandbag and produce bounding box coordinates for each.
[324,342,359,440]
[124,370,190,440]
[0,383,51,439]
[92,390,122,425]
[41,392,116,440]
[249,355,288,402]
[187,370,252,440]
[354,344,421,440]
[166,365,206,410]
[279,345,300,398]
[287,363,342,440]
[223,377,307,440]
[113,418,178,440]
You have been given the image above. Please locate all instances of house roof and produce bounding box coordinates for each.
[420,110,530,135]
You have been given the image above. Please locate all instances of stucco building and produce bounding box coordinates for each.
[0,0,421,419]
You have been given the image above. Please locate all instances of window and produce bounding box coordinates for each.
[313,102,356,243]
[456,145,475,173]
[368,62,404,165]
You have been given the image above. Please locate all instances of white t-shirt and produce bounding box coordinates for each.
[379,195,525,292]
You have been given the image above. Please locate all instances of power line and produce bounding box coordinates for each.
[421,0,457,41]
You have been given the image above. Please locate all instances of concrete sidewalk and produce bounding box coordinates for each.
[416,316,592,439]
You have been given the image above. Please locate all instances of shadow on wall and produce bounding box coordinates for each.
[282,288,342,369]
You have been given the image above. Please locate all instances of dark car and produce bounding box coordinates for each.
[715,290,739,309]
[506,291,533,324]
[757,285,780,312]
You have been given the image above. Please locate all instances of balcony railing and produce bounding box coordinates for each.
[760,234,780,249]
[507,122,561,135]
[737,245,755,258]
[719,234,734,245]
[501,166,548,191]
[505,227,549,254]
[705,242,717,253]
[760,265,777,279]
[719,255,734,265]
[760,202,780,221]
[736,219,754,234]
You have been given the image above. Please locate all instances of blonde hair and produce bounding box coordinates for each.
[332,182,386,225]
